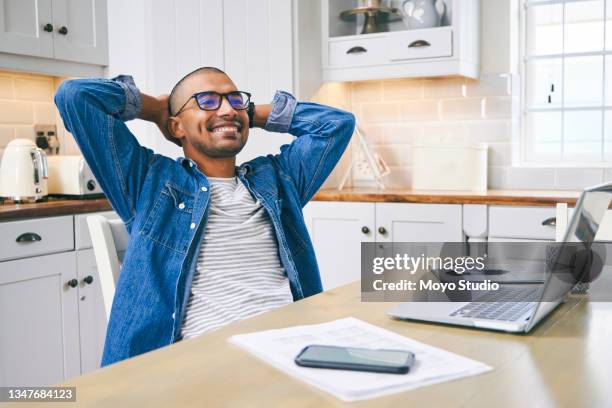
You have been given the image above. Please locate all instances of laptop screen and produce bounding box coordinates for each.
[529,183,612,329]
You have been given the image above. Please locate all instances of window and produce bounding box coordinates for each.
[520,0,612,166]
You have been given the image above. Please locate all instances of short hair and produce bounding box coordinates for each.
[168,66,227,116]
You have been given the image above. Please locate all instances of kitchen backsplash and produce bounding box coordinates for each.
[313,75,611,190]
[0,70,75,163]
[1,69,607,191]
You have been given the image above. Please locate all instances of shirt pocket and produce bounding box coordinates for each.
[140,181,196,254]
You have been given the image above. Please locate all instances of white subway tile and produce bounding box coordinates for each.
[382,79,423,101]
[0,126,15,147]
[15,126,35,139]
[463,120,510,143]
[484,97,511,119]
[14,77,54,101]
[439,98,484,120]
[385,165,412,188]
[375,144,411,167]
[360,102,403,123]
[506,167,556,189]
[351,81,382,103]
[464,75,510,97]
[0,77,13,99]
[402,99,440,122]
[0,100,34,124]
[34,103,56,124]
[422,122,467,140]
[488,143,511,166]
[358,124,385,144]
[488,166,508,189]
[383,124,424,144]
[554,168,604,190]
[423,78,465,98]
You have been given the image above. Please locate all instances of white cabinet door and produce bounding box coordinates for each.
[488,206,556,241]
[303,201,375,290]
[223,0,295,163]
[0,252,80,387]
[0,0,54,58]
[51,0,108,65]
[375,203,464,242]
[76,249,107,374]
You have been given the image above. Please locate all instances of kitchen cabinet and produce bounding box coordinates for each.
[0,0,54,59]
[0,0,108,77]
[488,206,557,242]
[303,201,463,290]
[322,0,480,82]
[0,210,117,386]
[0,251,80,387]
[76,249,107,374]
[303,202,375,290]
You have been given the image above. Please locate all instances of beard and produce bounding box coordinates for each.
[191,135,247,158]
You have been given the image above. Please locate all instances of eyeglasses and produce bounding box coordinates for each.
[173,91,251,116]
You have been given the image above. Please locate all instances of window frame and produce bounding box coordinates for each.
[516,0,612,168]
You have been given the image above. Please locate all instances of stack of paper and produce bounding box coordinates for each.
[229,317,492,402]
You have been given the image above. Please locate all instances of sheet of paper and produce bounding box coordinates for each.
[228,317,492,401]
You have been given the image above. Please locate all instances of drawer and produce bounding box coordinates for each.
[75,211,120,250]
[489,206,557,241]
[389,26,453,61]
[328,37,388,67]
[0,216,74,262]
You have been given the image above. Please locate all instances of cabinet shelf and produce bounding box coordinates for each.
[323,0,479,82]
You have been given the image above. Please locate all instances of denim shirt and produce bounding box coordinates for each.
[54,76,355,367]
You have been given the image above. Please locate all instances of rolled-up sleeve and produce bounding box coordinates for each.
[112,75,142,121]
[264,91,298,133]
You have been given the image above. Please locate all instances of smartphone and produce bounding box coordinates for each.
[294,344,415,374]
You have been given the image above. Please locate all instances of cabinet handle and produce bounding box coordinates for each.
[361,226,370,234]
[58,26,68,35]
[346,46,367,54]
[378,227,387,235]
[16,232,42,243]
[541,217,556,227]
[43,23,53,32]
[408,40,431,48]
[83,275,94,285]
[67,279,78,288]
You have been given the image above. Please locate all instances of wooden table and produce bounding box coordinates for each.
[15,281,612,407]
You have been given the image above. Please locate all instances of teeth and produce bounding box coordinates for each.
[213,126,237,132]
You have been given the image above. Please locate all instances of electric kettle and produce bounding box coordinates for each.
[0,138,48,202]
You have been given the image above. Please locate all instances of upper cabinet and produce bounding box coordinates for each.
[322,0,480,82]
[0,0,108,76]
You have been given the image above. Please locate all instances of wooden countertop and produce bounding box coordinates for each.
[0,197,112,221]
[313,188,582,207]
[18,280,610,407]
[0,188,582,221]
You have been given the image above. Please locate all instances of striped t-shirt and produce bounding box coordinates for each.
[179,176,293,340]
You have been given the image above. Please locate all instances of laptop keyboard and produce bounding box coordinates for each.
[449,287,540,322]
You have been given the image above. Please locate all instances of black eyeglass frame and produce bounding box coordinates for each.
[172,90,252,116]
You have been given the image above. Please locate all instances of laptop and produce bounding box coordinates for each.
[388,182,612,333]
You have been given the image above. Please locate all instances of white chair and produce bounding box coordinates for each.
[555,203,612,242]
[86,215,128,322]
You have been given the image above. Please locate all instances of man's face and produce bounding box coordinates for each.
[170,72,249,158]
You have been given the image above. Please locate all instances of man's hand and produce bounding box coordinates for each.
[138,93,182,147]
[252,104,272,128]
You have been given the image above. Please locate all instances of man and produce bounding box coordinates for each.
[54,67,355,367]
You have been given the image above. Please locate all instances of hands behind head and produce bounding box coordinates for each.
[156,94,182,147]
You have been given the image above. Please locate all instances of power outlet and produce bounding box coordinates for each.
[34,124,57,138]
[352,151,377,182]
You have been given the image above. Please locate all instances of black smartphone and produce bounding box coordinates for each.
[294,344,415,374]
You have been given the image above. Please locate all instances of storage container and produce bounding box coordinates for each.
[412,143,488,191]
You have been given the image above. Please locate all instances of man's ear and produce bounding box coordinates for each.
[168,117,187,143]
